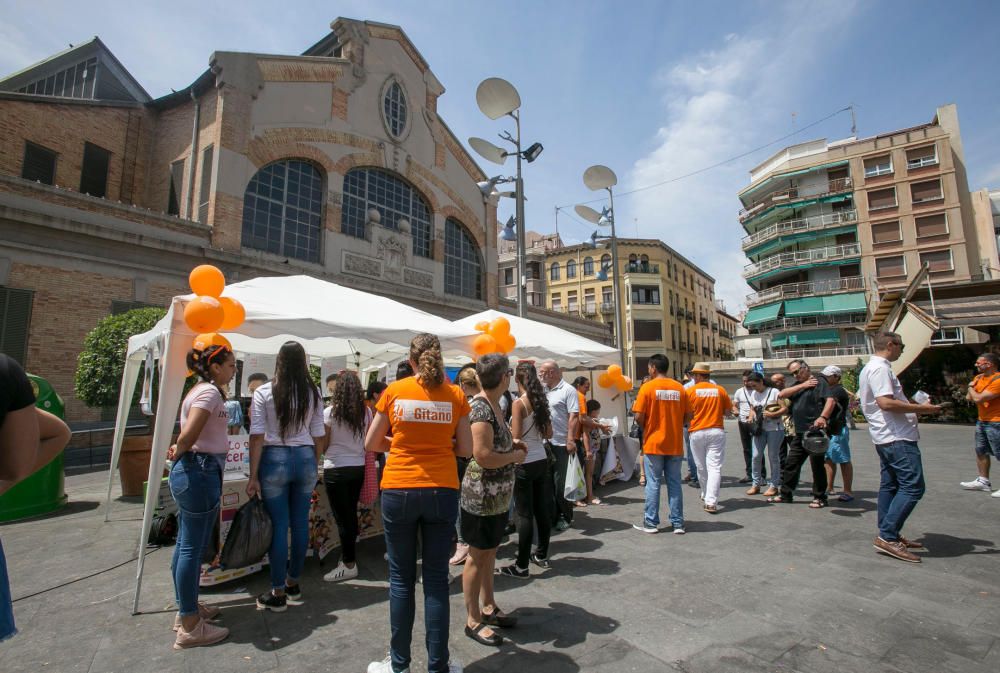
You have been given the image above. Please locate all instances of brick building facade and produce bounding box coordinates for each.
[0,19,501,423]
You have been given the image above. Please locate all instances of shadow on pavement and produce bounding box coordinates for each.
[571,516,632,537]
[716,498,772,512]
[465,644,580,672]
[918,532,1000,558]
[681,520,744,533]
[502,601,619,648]
[548,555,620,578]
[0,499,101,526]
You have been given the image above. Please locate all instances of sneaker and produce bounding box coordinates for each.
[960,477,992,491]
[873,536,921,563]
[993,490,1000,498]
[173,618,229,649]
[632,522,659,534]
[173,602,222,631]
[284,583,302,602]
[367,656,409,673]
[497,564,529,579]
[324,562,359,583]
[672,527,686,535]
[529,553,551,570]
[555,519,570,532]
[256,591,288,612]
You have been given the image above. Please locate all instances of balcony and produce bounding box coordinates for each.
[719,329,732,339]
[625,263,659,275]
[739,177,853,223]
[685,310,695,321]
[600,302,615,314]
[699,317,709,327]
[712,323,719,332]
[743,243,861,280]
[746,275,865,308]
[770,345,869,359]
[583,302,598,316]
[741,210,858,251]
[749,312,869,333]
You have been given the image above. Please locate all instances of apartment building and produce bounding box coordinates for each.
[537,238,717,380]
[740,104,993,359]
[715,305,738,360]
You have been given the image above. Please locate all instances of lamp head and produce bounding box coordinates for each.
[598,206,613,226]
[522,142,544,163]
[500,216,517,241]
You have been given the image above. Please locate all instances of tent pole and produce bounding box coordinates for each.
[105,357,142,522]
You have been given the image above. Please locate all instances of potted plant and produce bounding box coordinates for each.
[75,307,166,496]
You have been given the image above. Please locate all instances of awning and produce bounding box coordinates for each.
[822,292,868,314]
[741,160,850,198]
[771,335,788,348]
[743,301,782,327]
[783,296,825,317]
[786,329,839,346]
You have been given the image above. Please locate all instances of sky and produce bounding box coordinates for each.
[2,0,998,314]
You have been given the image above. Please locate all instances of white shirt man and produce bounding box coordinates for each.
[538,360,580,529]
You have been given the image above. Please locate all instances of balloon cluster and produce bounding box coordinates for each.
[472,317,517,357]
[597,364,632,392]
[182,265,245,350]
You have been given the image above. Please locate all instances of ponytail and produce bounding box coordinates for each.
[186,345,231,400]
[410,333,445,387]
[516,362,551,436]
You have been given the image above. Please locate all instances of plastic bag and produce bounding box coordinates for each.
[564,453,586,501]
[219,497,273,569]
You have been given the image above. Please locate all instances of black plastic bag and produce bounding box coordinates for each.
[219,497,273,569]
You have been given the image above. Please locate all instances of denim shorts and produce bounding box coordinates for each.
[975,421,1000,458]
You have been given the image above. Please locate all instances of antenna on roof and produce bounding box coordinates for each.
[850,103,857,136]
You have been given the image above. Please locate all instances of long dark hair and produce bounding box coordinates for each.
[185,345,232,399]
[331,370,366,438]
[516,362,551,436]
[273,341,319,440]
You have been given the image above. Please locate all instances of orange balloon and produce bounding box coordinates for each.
[488,317,511,339]
[497,334,516,354]
[608,364,622,378]
[218,297,245,330]
[474,320,490,332]
[597,373,613,388]
[184,296,224,333]
[615,376,632,392]
[192,332,232,352]
[473,333,498,357]
[189,265,226,298]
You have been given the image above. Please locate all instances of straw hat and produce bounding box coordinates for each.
[690,362,711,374]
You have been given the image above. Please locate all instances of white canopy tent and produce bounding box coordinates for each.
[105,275,478,613]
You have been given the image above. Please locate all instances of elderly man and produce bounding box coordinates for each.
[961,352,1000,496]
[767,359,836,508]
[538,360,580,531]
[859,332,940,562]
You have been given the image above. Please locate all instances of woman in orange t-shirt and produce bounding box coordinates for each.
[364,334,472,673]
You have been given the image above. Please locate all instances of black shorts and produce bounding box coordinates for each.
[460,510,507,550]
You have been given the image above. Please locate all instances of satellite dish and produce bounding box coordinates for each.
[583,165,618,191]
[469,137,508,165]
[574,204,602,224]
[476,78,521,120]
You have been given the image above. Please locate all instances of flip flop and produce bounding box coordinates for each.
[589,498,602,505]
[837,493,854,502]
[766,495,789,504]
[808,500,827,509]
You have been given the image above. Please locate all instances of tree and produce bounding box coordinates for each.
[75,308,166,409]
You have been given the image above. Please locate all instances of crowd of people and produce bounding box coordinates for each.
[0,325,983,668]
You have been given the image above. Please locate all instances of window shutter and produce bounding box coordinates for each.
[0,288,34,366]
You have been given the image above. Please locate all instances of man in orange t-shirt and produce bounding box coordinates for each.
[685,362,732,513]
[962,352,1000,495]
[630,354,689,534]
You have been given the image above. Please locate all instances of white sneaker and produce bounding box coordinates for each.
[992,489,1000,498]
[632,523,659,534]
[367,656,408,673]
[673,527,686,535]
[960,477,992,491]
[324,561,359,583]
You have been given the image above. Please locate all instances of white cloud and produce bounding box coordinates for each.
[622,2,859,316]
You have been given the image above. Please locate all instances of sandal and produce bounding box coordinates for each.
[574,500,588,508]
[589,497,602,505]
[808,500,827,509]
[465,622,503,647]
[638,477,646,486]
[766,495,790,504]
[837,493,854,502]
[482,606,518,628]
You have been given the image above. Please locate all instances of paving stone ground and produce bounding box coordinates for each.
[1,420,998,673]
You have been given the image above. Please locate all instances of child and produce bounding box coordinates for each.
[582,399,604,506]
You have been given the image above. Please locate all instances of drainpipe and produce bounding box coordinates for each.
[185,87,201,220]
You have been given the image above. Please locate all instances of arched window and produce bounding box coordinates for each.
[382,80,408,139]
[600,253,611,268]
[341,167,432,258]
[241,160,323,263]
[550,262,560,281]
[566,259,577,279]
[444,218,482,299]
[583,256,594,276]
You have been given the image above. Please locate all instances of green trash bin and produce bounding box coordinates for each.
[0,374,68,522]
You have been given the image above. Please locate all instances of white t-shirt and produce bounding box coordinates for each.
[515,398,548,464]
[858,355,919,445]
[748,387,782,433]
[545,379,580,446]
[250,381,325,446]
[322,406,369,469]
[732,387,753,422]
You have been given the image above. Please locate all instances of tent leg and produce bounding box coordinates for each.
[105,360,142,522]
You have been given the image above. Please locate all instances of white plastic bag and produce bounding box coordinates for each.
[564,453,587,501]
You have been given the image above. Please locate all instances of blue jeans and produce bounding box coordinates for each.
[643,454,684,528]
[382,488,458,673]
[1,538,15,642]
[874,440,925,541]
[684,427,697,479]
[975,421,1000,458]
[260,445,317,590]
[752,429,784,488]
[169,452,223,616]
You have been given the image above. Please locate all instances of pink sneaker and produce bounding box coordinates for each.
[173,602,222,631]
[173,618,229,649]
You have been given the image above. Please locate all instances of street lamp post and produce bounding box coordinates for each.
[576,165,625,372]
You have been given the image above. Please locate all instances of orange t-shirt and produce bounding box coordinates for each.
[631,377,688,455]
[376,377,471,489]
[576,391,587,439]
[686,382,731,433]
[974,374,1000,422]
